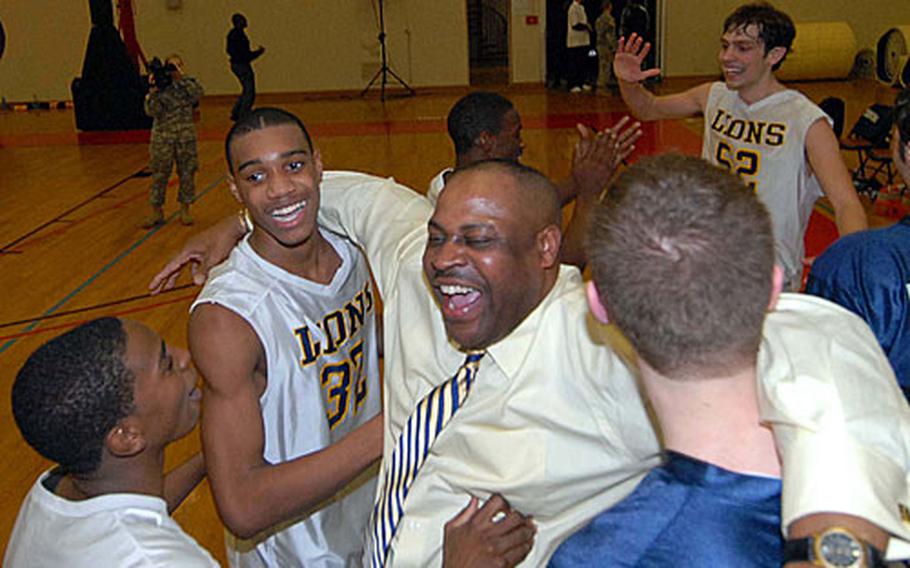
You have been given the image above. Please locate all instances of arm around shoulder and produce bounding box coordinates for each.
[318,173,432,295]
[148,214,247,293]
[760,297,910,561]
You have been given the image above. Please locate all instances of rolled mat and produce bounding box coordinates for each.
[778,22,857,81]
[896,54,910,87]
[876,26,910,84]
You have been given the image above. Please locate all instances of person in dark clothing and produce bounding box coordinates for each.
[226,13,264,122]
[566,0,593,92]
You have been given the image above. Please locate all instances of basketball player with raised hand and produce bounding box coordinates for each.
[614,2,866,290]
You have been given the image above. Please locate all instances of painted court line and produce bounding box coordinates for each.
[0,284,196,330]
[0,291,199,343]
[3,153,225,254]
[0,174,223,356]
[0,168,144,252]
[0,110,636,147]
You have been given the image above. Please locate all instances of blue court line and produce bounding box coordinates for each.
[0,175,225,357]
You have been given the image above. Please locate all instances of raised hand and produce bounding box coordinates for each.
[613,33,661,84]
[604,115,644,168]
[571,116,643,197]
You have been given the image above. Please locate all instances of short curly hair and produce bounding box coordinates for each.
[12,318,135,474]
[447,92,515,156]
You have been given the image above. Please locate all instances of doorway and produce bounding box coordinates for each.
[546,0,660,90]
[467,0,510,85]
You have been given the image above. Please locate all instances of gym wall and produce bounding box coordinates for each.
[0,1,469,101]
[2,0,909,102]
[665,0,910,77]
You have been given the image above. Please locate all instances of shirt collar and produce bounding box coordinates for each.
[483,265,582,379]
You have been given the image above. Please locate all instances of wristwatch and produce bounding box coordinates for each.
[783,527,886,567]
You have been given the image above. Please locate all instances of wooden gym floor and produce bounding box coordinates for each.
[0,78,900,562]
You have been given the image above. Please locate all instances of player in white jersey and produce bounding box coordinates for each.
[614,2,866,290]
[702,84,828,287]
[188,107,383,567]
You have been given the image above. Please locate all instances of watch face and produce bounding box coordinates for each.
[817,531,863,567]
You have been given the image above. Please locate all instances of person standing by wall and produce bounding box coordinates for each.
[595,1,617,94]
[566,0,592,93]
[226,13,264,122]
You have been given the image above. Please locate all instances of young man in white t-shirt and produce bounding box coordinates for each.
[6,317,216,567]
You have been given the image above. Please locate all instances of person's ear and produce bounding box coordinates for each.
[476,131,495,156]
[586,280,610,324]
[105,418,146,459]
[766,46,787,68]
[227,173,243,204]
[536,225,562,269]
[768,265,784,311]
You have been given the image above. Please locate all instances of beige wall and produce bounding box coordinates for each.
[511,0,546,83]
[663,0,910,77]
[0,1,92,102]
[3,1,909,101]
[0,0,468,101]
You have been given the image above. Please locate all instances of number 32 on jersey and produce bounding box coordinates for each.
[319,340,368,430]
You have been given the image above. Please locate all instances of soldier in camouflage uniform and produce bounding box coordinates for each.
[143,55,204,228]
[595,2,618,94]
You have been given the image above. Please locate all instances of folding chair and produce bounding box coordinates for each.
[840,103,895,202]
[819,96,845,138]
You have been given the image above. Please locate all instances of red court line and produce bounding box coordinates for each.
[0,130,151,148]
[78,130,152,145]
[0,291,198,343]
[1,169,144,252]
[638,120,703,157]
[0,111,698,147]
[4,154,225,254]
[8,191,148,253]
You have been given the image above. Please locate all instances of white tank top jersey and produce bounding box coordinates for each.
[702,82,829,290]
[192,229,381,568]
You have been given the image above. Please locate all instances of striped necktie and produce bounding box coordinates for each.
[370,351,485,568]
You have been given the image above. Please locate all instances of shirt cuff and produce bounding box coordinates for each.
[777,428,910,560]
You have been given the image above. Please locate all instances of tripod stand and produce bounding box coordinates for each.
[360,0,415,101]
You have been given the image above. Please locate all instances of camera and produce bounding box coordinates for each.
[148,57,177,91]
[896,89,910,163]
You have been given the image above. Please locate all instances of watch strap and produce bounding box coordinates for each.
[783,535,887,568]
[783,538,811,564]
